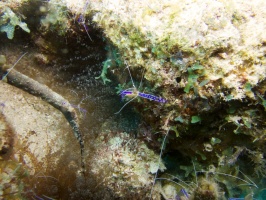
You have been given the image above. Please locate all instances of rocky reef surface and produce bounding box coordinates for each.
[0,0,266,199]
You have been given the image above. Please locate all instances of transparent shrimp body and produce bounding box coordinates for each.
[115,66,166,114]
[120,88,166,103]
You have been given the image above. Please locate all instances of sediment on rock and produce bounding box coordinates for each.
[0,67,85,170]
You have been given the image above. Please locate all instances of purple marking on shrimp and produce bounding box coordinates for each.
[78,0,90,23]
[120,90,133,98]
[228,198,245,200]
[70,104,87,115]
[175,195,181,200]
[138,92,167,103]
[119,90,166,103]
[78,15,84,23]
[33,194,44,200]
[181,188,189,199]
[61,101,87,116]
[84,0,90,10]
[0,102,5,108]
[84,24,89,32]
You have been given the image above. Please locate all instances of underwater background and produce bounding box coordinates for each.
[0,0,266,199]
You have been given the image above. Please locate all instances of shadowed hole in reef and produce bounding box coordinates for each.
[0,7,140,199]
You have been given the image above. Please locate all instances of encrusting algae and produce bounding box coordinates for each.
[0,0,265,199]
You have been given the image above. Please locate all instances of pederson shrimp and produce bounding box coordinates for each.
[115,65,166,114]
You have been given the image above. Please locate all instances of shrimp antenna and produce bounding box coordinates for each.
[125,61,136,88]
[192,160,198,187]
[115,63,142,114]
[114,95,138,114]
[149,127,170,200]
[139,69,145,90]
[2,52,27,80]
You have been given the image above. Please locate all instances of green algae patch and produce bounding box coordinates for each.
[68,1,266,197]
[73,0,266,147]
[0,7,30,39]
